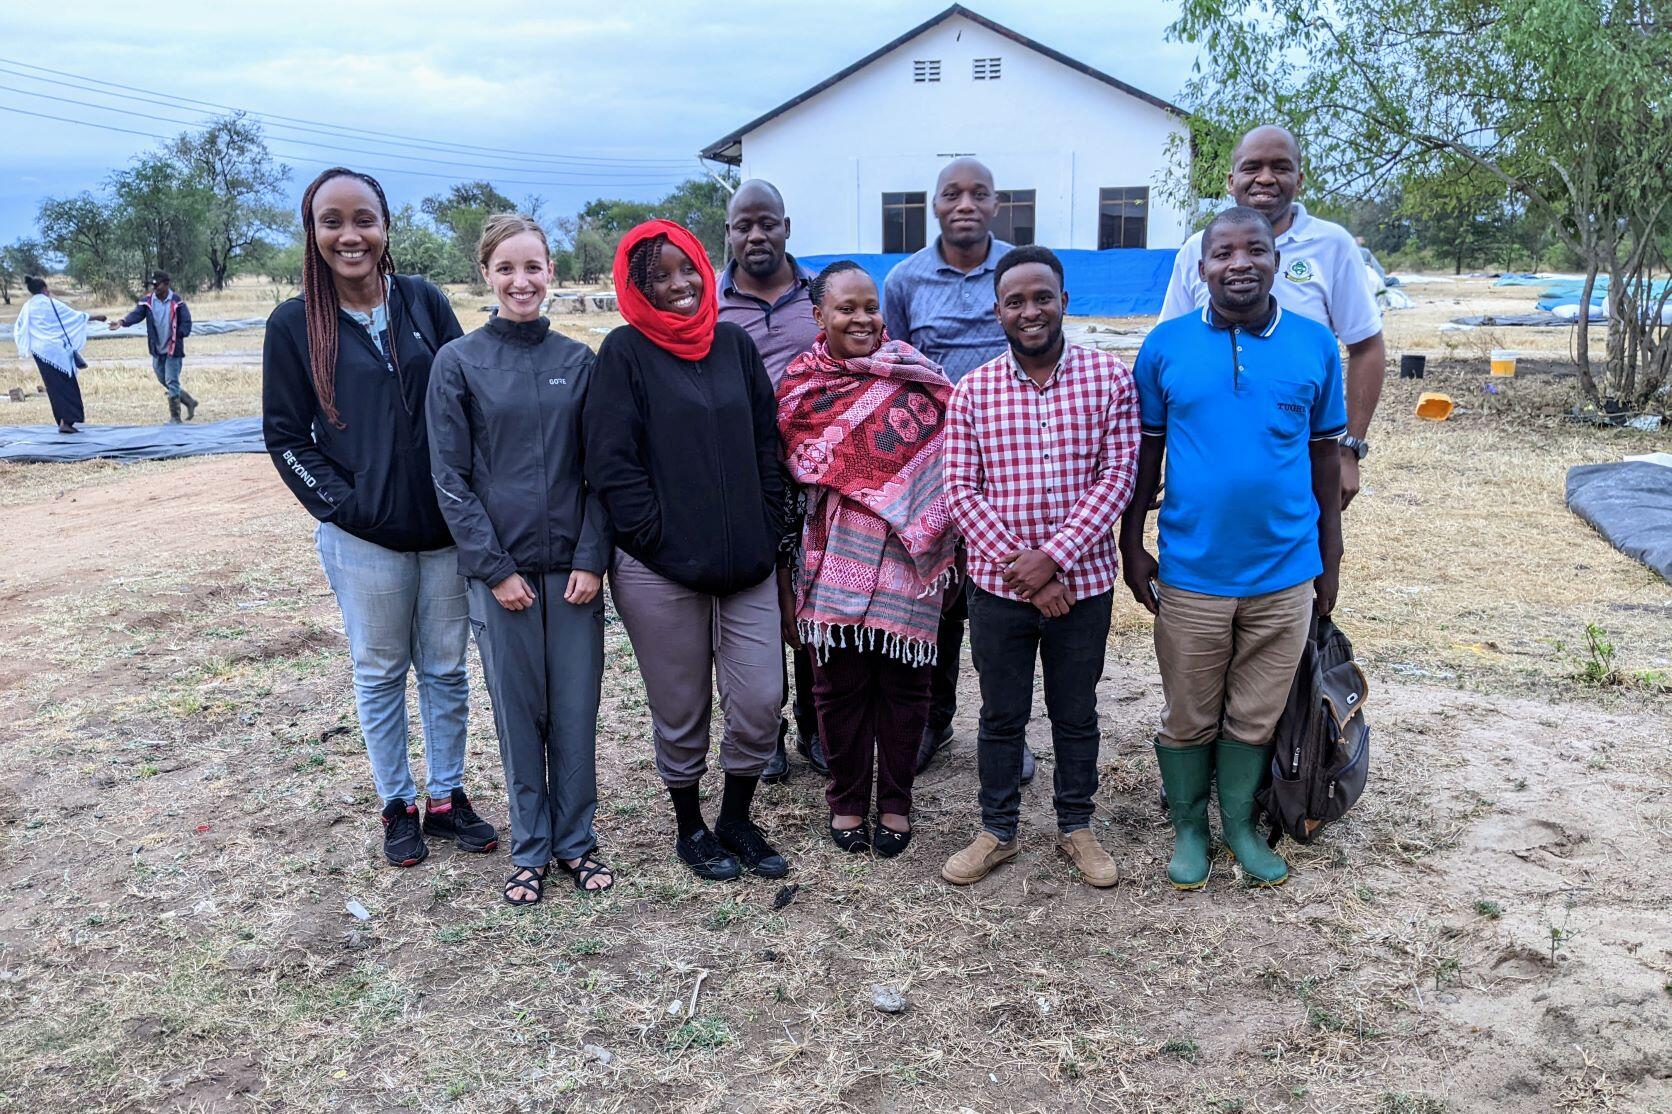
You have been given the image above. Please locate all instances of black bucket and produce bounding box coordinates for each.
[1400,354,1427,379]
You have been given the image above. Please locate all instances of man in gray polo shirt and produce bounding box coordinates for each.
[882,157,1030,781]
[716,179,822,783]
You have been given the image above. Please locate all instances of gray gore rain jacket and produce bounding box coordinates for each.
[426,314,612,586]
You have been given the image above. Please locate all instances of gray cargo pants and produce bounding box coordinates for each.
[608,552,781,788]
[468,571,604,867]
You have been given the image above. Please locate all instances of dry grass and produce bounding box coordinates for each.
[0,274,1668,1113]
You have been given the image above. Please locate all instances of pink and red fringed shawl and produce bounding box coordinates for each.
[777,333,958,666]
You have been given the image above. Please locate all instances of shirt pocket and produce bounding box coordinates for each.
[1261,378,1315,442]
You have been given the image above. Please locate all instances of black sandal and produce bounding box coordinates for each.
[504,865,546,906]
[829,818,872,854]
[564,852,615,893]
[873,823,912,859]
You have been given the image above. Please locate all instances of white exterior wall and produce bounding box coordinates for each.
[732,14,1189,256]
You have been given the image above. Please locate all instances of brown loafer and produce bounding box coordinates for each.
[941,831,1019,886]
[1057,829,1120,888]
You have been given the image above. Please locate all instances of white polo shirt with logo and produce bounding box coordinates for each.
[1157,202,1383,345]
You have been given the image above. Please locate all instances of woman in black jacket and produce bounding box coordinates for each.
[427,214,613,905]
[262,167,498,869]
[583,219,790,884]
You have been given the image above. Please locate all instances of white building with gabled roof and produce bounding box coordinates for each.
[699,4,1192,256]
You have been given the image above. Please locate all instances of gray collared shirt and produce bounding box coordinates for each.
[716,255,818,387]
[150,292,175,351]
[882,234,1014,384]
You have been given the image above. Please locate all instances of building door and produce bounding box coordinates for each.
[1098,187,1149,249]
[882,192,927,253]
[992,189,1036,246]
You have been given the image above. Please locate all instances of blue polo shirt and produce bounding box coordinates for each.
[1133,299,1347,598]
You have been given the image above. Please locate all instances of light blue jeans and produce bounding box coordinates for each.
[315,521,470,805]
[152,355,183,399]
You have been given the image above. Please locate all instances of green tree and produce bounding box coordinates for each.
[109,154,213,293]
[421,181,516,271]
[390,204,471,283]
[37,192,138,299]
[1170,0,1672,407]
[0,238,46,305]
[169,113,291,290]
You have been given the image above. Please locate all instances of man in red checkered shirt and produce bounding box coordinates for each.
[939,245,1141,889]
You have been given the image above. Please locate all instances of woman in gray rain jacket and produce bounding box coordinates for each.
[426,214,613,905]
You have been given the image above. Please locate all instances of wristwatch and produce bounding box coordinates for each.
[1339,435,1370,460]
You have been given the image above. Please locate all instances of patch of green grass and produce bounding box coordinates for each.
[1474,899,1502,919]
[568,936,605,957]
[1378,1094,1448,1114]
[666,1016,731,1051]
[1160,1037,1199,1062]
[702,900,752,931]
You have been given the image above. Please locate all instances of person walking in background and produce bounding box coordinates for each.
[111,271,197,423]
[584,219,791,884]
[11,275,105,434]
[427,214,614,905]
[1159,124,1383,509]
[262,167,497,870]
[777,261,956,859]
[717,179,823,781]
[940,246,1139,890]
[1123,207,1345,890]
[881,157,1024,780]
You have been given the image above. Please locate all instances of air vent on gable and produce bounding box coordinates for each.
[973,57,1002,80]
[913,59,942,83]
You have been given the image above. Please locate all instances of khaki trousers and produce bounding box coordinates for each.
[1154,580,1314,749]
[608,552,782,787]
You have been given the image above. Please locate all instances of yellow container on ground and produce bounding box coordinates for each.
[1415,392,1455,421]
[1490,348,1518,376]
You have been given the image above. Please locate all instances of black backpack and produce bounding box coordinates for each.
[1259,616,1370,845]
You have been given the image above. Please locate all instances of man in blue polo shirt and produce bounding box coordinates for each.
[1119,206,1345,891]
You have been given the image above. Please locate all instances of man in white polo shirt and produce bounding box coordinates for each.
[1160,125,1384,508]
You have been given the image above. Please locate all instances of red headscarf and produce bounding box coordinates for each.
[613,219,718,361]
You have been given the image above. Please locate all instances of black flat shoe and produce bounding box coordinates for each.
[916,724,953,774]
[829,818,871,854]
[715,818,789,879]
[677,829,743,882]
[873,824,912,859]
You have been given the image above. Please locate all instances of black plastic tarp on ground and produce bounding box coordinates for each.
[0,417,265,463]
[1565,460,1672,581]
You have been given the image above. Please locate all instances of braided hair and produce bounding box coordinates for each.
[809,259,870,306]
[300,167,398,429]
[625,233,669,302]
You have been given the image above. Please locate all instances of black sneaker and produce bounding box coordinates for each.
[796,729,829,775]
[676,828,743,882]
[915,724,953,774]
[423,788,499,853]
[715,818,790,879]
[381,799,429,867]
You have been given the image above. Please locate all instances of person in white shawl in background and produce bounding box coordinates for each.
[11,275,106,433]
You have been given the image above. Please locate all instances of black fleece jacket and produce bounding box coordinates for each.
[426,315,611,586]
[262,274,464,553]
[582,321,787,596]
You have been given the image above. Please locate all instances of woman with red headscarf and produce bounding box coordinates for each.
[582,220,791,883]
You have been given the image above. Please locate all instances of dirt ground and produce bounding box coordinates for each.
[0,276,1669,1113]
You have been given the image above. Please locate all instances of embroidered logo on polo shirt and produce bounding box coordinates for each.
[1283,259,1316,284]
[1277,401,1307,415]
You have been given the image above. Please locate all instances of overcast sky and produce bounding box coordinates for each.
[0,1,1201,243]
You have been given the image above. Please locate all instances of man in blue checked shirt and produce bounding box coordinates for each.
[1119,206,1346,892]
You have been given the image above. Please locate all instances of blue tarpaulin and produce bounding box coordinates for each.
[798,248,1178,318]
[1495,274,1671,310]
[0,417,265,463]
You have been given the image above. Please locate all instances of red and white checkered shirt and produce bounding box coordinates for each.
[944,342,1141,602]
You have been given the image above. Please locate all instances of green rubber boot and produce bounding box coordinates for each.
[1214,738,1288,886]
[1154,740,1213,889]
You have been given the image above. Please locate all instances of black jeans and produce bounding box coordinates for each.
[967,586,1112,841]
[928,580,968,731]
